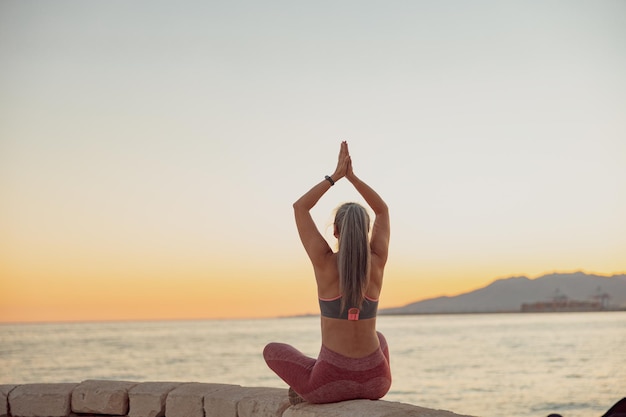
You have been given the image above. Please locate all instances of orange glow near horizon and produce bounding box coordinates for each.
[2,185,624,324]
[2,249,624,324]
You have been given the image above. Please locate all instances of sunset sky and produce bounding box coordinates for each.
[1,1,625,323]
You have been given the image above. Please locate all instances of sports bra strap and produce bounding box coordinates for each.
[318,295,379,320]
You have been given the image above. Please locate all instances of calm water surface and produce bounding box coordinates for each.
[1,312,624,417]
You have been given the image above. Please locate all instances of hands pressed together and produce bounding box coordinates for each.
[331,141,355,182]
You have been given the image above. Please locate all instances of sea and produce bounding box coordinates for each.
[1,312,624,417]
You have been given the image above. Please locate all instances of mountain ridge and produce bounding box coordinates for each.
[381,271,626,315]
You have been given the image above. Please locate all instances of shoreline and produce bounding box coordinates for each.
[2,309,625,326]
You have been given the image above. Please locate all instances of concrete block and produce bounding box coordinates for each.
[128,381,182,417]
[9,383,77,417]
[237,387,291,417]
[71,380,137,415]
[203,386,288,417]
[283,399,477,417]
[0,385,17,417]
[203,385,246,417]
[166,383,238,417]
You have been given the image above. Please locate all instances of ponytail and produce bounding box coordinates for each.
[335,203,371,313]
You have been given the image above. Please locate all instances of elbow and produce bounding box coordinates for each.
[293,201,310,218]
[293,200,307,212]
[374,201,389,216]
[293,195,315,212]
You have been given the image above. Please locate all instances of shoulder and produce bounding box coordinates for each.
[314,252,340,292]
[368,254,386,290]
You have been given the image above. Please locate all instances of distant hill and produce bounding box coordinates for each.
[381,272,626,315]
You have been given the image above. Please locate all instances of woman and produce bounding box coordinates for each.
[263,141,391,404]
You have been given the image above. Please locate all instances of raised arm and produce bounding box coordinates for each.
[293,142,350,267]
[345,152,390,263]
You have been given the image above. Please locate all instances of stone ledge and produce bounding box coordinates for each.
[2,381,476,417]
[0,385,18,417]
[166,382,239,417]
[9,383,77,417]
[72,380,138,415]
[284,400,476,417]
[128,381,182,417]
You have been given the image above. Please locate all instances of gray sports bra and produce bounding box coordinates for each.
[318,295,379,321]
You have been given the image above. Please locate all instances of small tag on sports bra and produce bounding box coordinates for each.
[348,308,360,321]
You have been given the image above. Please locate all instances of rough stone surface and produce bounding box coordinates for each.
[1,381,479,417]
[203,386,290,417]
[203,385,249,417]
[237,387,291,417]
[166,383,238,417]
[0,385,17,417]
[283,399,477,417]
[9,383,77,417]
[71,380,137,415]
[128,381,182,417]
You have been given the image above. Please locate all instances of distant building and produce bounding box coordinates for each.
[521,288,610,312]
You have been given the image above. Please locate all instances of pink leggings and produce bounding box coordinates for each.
[263,332,391,404]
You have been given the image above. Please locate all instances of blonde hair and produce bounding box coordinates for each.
[334,202,371,313]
